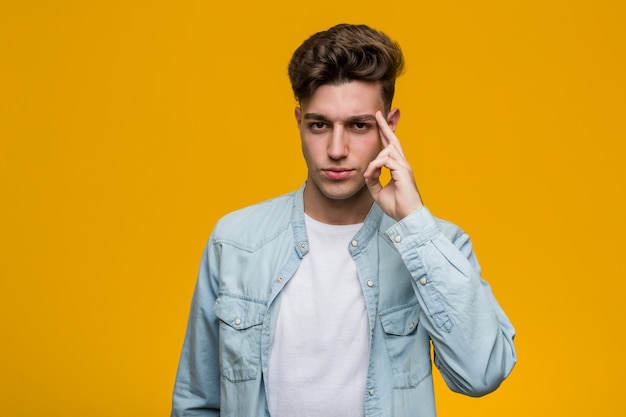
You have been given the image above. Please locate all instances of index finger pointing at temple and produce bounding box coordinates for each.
[375,111,405,156]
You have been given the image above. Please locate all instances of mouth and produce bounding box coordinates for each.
[322,168,353,180]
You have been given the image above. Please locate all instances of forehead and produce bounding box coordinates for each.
[301,81,385,117]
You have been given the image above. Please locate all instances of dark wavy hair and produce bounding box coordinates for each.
[288,24,405,112]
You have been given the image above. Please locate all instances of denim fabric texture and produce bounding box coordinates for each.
[171,184,516,417]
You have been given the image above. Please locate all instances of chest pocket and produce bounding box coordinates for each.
[213,295,266,382]
[380,301,432,389]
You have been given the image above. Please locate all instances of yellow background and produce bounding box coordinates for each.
[1,1,624,415]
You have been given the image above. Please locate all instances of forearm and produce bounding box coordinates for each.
[386,207,516,395]
[171,242,221,415]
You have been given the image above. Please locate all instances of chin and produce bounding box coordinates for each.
[306,177,367,202]
[320,184,366,201]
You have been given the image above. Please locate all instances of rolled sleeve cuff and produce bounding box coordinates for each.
[385,207,441,248]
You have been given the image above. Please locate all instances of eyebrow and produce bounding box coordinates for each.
[303,113,377,123]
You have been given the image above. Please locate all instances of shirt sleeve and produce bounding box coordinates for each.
[171,238,221,416]
[385,207,517,397]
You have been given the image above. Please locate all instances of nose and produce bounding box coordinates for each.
[327,126,348,160]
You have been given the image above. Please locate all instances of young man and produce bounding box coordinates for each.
[171,24,516,417]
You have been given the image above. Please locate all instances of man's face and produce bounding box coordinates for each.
[296,80,399,212]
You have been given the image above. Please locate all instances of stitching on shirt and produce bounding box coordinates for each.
[214,222,291,252]
[379,300,419,316]
[217,291,268,305]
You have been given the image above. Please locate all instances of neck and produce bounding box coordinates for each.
[303,185,373,225]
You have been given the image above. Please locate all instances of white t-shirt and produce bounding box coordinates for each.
[267,215,370,417]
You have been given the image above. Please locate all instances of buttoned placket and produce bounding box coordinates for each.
[348,206,385,416]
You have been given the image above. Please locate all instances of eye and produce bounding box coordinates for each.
[352,122,372,132]
[308,122,328,132]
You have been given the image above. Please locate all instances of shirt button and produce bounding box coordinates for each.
[234,319,242,325]
[277,277,283,283]
[394,235,402,243]
[300,242,307,249]
[351,240,358,247]
[419,277,427,285]
[409,322,416,330]
[367,280,375,287]
[368,389,375,396]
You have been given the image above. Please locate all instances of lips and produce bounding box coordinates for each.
[322,168,353,180]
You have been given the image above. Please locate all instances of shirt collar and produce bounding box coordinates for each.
[290,183,383,257]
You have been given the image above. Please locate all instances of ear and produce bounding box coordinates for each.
[386,107,401,132]
[295,106,302,131]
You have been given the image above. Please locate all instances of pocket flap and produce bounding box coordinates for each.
[380,302,420,336]
[213,295,266,330]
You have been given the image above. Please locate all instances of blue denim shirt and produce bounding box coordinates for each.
[171,185,516,417]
